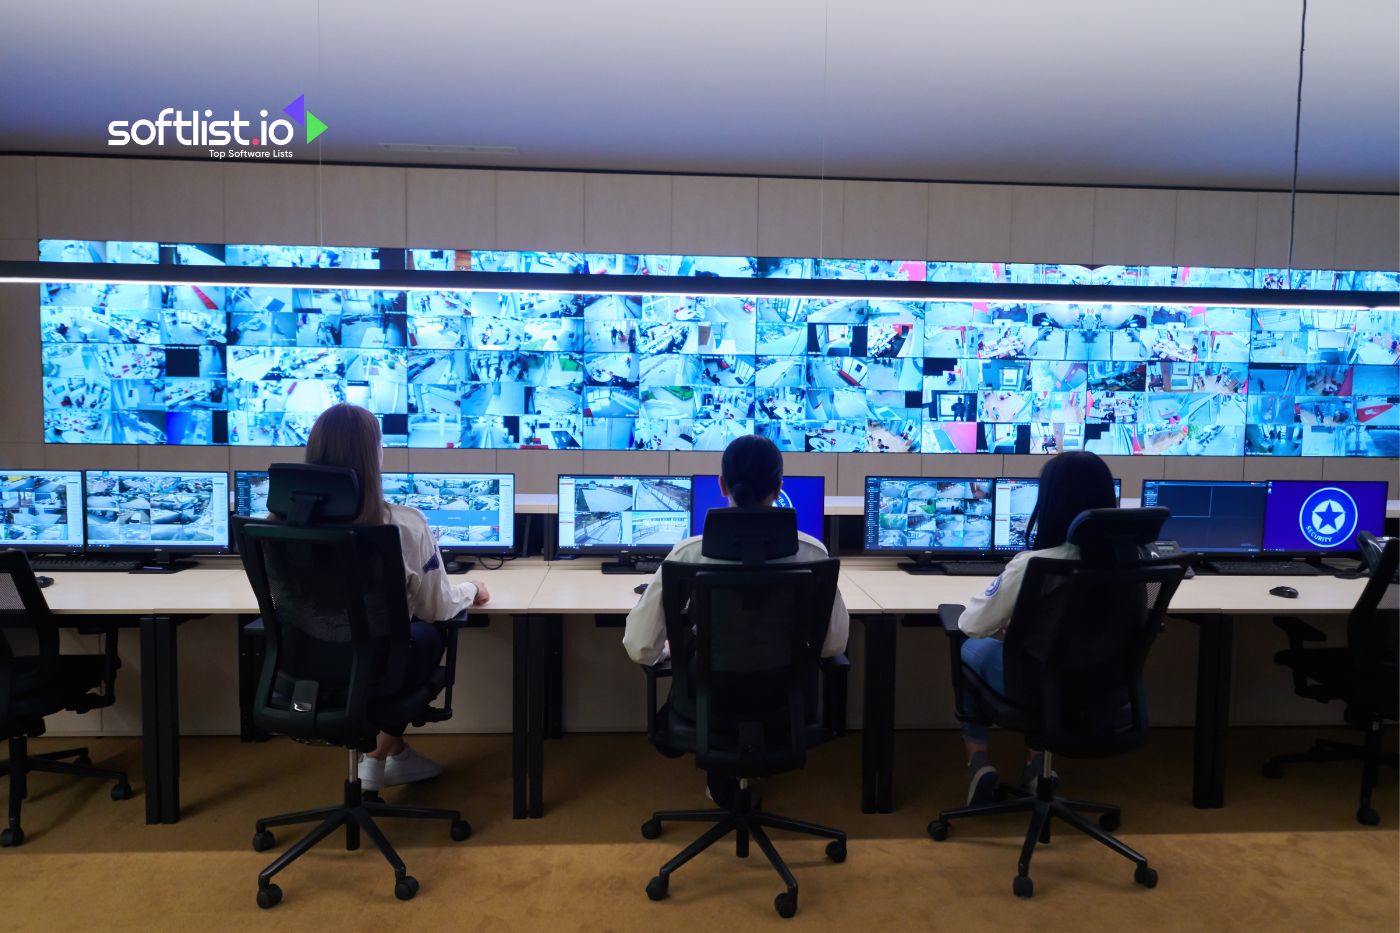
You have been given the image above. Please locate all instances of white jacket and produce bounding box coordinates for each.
[388,503,479,622]
[623,531,850,666]
[958,542,1080,638]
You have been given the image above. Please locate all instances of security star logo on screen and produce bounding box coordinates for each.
[1299,486,1358,549]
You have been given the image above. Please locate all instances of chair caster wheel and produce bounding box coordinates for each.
[1134,865,1158,888]
[255,884,282,909]
[1,826,24,847]
[450,820,472,842]
[1357,806,1380,826]
[74,754,92,768]
[825,840,846,863]
[394,876,419,901]
[927,820,949,841]
[646,876,668,901]
[1013,875,1033,898]
[252,830,276,852]
[641,818,662,840]
[1262,762,1283,779]
[774,891,798,918]
[1099,810,1121,831]
[111,782,132,802]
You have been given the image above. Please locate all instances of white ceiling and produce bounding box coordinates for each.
[1,0,1396,191]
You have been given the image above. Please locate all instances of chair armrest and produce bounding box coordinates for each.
[416,611,475,725]
[642,657,673,741]
[937,604,971,719]
[820,653,850,736]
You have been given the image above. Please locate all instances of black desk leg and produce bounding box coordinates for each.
[545,615,564,740]
[140,616,163,825]
[1191,615,1234,809]
[527,614,548,818]
[512,615,529,820]
[859,616,896,814]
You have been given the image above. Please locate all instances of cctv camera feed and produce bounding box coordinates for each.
[0,470,85,549]
[864,476,993,552]
[37,241,1400,457]
[557,475,692,552]
[85,470,229,550]
[992,476,1122,550]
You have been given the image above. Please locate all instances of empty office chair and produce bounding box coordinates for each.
[929,508,1188,898]
[1264,531,1398,825]
[638,508,849,919]
[237,464,471,909]
[0,549,130,847]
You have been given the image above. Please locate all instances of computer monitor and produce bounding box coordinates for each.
[0,470,85,552]
[1262,480,1388,554]
[84,470,230,558]
[863,476,994,554]
[382,472,516,556]
[690,474,825,541]
[233,469,271,519]
[992,476,1122,551]
[556,475,693,566]
[1141,480,1268,554]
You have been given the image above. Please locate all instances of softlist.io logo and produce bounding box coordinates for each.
[1298,486,1358,549]
[107,95,326,160]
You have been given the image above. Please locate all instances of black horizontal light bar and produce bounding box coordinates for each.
[2,260,1394,309]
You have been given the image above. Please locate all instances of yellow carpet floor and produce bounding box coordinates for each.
[3,727,1396,931]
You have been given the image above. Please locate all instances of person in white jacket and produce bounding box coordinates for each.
[624,434,848,805]
[301,404,491,792]
[955,451,1117,805]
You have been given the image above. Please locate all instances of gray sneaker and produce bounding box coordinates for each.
[966,760,999,805]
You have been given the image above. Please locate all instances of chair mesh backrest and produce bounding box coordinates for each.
[240,521,411,703]
[0,550,58,716]
[1004,557,1183,749]
[1348,536,1400,676]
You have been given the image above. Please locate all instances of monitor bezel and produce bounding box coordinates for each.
[862,474,998,558]
[1141,478,1270,556]
[83,468,232,555]
[991,475,1124,552]
[1260,479,1390,557]
[0,468,87,554]
[688,473,827,541]
[555,473,694,557]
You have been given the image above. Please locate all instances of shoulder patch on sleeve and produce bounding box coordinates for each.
[983,576,1002,597]
[423,552,440,574]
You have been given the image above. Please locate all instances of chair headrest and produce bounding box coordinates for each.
[1358,531,1399,578]
[1067,507,1171,564]
[699,507,799,565]
[267,463,361,525]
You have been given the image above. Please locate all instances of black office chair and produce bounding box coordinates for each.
[929,508,1188,898]
[1264,531,1398,825]
[237,464,470,909]
[638,508,848,919]
[0,548,131,847]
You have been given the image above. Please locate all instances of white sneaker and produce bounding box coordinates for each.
[383,746,443,787]
[358,755,386,792]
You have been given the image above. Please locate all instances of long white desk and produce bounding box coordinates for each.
[40,559,1368,821]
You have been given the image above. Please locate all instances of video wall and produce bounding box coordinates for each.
[35,241,1400,456]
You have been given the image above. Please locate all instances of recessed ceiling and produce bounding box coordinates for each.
[1,0,1396,191]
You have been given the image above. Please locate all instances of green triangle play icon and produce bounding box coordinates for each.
[305,111,327,143]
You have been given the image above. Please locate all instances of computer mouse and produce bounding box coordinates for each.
[35,575,54,589]
[633,583,648,595]
[1269,585,1298,599]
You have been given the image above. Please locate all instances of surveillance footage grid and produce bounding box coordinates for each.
[0,470,84,548]
[84,470,229,549]
[867,477,994,551]
[232,470,515,551]
[36,241,1400,456]
[557,475,692,551]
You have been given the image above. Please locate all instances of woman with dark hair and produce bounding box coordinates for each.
[955,451,1117,805]
[623,434,849,803]
[300,403,491,792]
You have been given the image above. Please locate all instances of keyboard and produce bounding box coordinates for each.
[941,562,1006,576]
[1206,560,1326,576]
[28,556,143,573]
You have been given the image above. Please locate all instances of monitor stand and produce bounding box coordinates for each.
[897,556,947,575]
[601,556,662,575]
[130,553,199,574]
[442,557,474,575]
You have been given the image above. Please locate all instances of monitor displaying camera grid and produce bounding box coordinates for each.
[0,470,85,550]
[85,470,229,551]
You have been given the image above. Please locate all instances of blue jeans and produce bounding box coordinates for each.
[960,638,1004,744]
[382,620,446,737]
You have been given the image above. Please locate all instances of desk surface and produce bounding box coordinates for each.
[42,557,1365,618]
